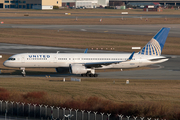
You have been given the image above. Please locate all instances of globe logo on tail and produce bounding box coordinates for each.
[138,38,161,56]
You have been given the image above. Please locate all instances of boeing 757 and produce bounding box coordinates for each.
[3,27,170,77]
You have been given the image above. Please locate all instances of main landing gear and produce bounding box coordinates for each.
[81,73,98,77]
[81,69,98,77]
[20,68,26,77]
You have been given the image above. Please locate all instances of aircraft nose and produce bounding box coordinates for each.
[3,61,9,67]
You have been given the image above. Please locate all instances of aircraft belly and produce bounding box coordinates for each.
[11,62,68,68]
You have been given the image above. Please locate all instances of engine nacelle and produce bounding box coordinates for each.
[55,67,69,74]
[69,64,88,74]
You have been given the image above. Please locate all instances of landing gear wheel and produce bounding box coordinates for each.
[86,73,90,77]
[81,74,86,77]
[81,73,98,77]
[22,74,26,77]
[94,74,98,77]
[90,74,93,77]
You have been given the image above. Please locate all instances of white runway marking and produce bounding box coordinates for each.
[81,29,87,31]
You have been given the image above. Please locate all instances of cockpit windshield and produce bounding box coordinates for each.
[8,58,16,60]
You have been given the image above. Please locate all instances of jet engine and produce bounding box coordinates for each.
[69,64,88,74]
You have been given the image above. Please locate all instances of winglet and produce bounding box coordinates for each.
[127,51,135,61]
[84,48,88,53]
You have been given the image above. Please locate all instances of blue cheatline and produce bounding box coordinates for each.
[138,27,170,56]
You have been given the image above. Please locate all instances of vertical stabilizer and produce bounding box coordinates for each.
[138,27,170,56]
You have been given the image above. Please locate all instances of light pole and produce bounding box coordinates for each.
[118,114,124,120]
[75,109,78,120]
[50,106,54,119]
[10,101,14,116]
[69,108,72,116]
[126,116,130,120]
[87,111,91,120]
[107,113,111,120]
[5,101,8,115]
[44,105,48,118]
[22,103,25,116]
[94,112,97,120]
[39,104,43,118]
[33,104,37,118]
[16,102,20,117]
[101,113,104,120]
[81,110,85,120]
[56,107,60,119]
[28,103,31,118]
[0,100,3,114]
[62,107,66,117]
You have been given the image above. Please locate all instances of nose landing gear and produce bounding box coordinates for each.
[20,68,26,77]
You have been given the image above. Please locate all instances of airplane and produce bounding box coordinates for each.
[3,27,170,77]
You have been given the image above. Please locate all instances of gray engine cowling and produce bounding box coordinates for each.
[69,64,88,74]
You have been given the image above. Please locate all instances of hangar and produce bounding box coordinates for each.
[109,0,180,7]
[62,0,109,8]
[0,0,62,9]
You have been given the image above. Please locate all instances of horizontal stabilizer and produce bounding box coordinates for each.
[84,48,88,53]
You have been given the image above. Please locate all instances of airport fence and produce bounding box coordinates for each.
[0,100,163,120]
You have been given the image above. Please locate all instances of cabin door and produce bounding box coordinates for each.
[21,55,25,63]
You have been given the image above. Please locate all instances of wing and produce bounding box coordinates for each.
[84,52,135,68]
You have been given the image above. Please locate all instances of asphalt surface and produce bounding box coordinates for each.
[0,14,180,19]
[1,24,180,37]
[0,43,179,80]
[98,57,180,80]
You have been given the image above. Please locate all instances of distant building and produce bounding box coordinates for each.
[0,0,62,9]
[109,0,180,7]
[98,0,109,7]
[62,0,109,8]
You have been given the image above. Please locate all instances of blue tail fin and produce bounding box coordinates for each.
[138,27,170,56]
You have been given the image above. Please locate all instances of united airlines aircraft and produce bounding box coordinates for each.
[3,27,170,77]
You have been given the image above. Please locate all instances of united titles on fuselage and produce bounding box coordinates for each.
[28,55,50,58]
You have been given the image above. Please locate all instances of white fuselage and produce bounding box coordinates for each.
[3,53,168,69]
